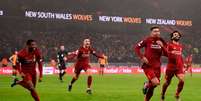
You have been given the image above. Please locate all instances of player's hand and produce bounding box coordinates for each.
[171,50,181,55]
[141,56,149,64]
[156,40,164,47]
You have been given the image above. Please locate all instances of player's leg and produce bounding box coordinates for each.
[15,73,40,101]
[99,65,101,75]
[21,80,40,101]
[99,65,104,75]
[12,66,17,79]
[61,63,66,79]
[142,77,160,94]
[175,73,185,101]
[142,69,153,96]
[142,81,149,95]
[85,68,93,94]
[59,70,65,82]
[150,77,160,86]
[190,67,192,77]
[58,66,63,81]
[144,77,160,101]
[99,65,103,75]
[58,62,65,81]
[61,69,66,77]
[101,65,105,75]
[11,66,19,86]
[68,68,80,92]
[69,73,80,85]
[32,73,37,88]
[31,74,40,101]
[144,82,157,101]
[161,70,174,101]
[143,69,160,101]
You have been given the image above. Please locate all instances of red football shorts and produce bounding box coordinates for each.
[165,67,184,80]
[74,63,91,75]
[143,66,161,81]
[21,70,37,86]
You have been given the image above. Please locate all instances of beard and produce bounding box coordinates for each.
[28,47,36,52]
[172,37,180,42]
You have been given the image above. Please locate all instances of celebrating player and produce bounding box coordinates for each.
[134,26,166,101]
[161,31,185,101]
[66,38,103,94]
[11,39,43,101]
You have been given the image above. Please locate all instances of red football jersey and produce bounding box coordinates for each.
[166,42,184,70]
[17,48,43,77]
[68,46,103,66]
[135,36,166,69]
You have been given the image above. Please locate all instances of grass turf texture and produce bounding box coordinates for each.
[0,74,201,101]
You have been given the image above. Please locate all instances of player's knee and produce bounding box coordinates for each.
[74,76,78,80]
[154,81,160,86]
[151,78,160,86]
[74,75,79,80]
[178,75,185,81]
[30,86,35,90]
[151,81,160,86]
[26,84,35,91]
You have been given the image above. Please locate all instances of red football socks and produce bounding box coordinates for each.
[87,76,92,88]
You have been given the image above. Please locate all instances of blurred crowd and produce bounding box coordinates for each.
[0,28,199,65]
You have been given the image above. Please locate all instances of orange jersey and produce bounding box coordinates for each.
[98,56,108,65]
[9,54,17,66]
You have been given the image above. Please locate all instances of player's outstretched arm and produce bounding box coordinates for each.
[66,50,79,61]
[91,50,104,59]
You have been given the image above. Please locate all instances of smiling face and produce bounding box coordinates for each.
[27,41,37,52]
[151,28,160,38]
[171,31,181,42]
[83,39,91,48]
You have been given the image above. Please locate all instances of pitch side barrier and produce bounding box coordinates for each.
[0,65,201,75]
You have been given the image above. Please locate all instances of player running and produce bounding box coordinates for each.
[161,31,185,101]
[11,39,43,101]
[66,38,103,94]
[134,26,166,101]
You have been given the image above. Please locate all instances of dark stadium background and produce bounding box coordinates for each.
[0,0,200,64]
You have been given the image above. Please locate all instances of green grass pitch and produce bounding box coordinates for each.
[1,74,201,101]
